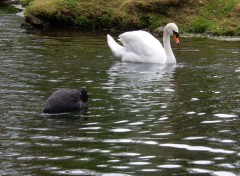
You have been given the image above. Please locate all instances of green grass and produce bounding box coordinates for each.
[195,0,240,35]
[203,0,237,17]
[188,17,212,34]
[24,0,240,36]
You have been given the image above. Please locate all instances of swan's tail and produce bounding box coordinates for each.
[107,34,123,59]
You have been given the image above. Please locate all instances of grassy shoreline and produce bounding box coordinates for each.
[23,0,240,36]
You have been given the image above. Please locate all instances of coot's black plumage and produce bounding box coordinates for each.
[43,89,88,114]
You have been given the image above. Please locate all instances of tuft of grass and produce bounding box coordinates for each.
[188,17,212,34]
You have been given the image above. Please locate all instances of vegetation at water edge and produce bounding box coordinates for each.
[23,0,240,36]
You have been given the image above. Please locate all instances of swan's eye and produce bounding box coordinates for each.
[173,31,179,38]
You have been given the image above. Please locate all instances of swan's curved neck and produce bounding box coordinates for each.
[163,30,176,64]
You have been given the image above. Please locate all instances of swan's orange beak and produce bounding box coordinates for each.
[173,34,180,44]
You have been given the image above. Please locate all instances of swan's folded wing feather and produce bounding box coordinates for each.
[119,30,165,57]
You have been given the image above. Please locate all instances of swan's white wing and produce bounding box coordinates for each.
[119,31,160,56]
[119,31,166,63]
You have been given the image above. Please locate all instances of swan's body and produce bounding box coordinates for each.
[107,23,179,64]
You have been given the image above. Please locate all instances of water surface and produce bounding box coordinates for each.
[0,14,239,176]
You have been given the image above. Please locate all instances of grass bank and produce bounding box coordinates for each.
[24,0,240,36]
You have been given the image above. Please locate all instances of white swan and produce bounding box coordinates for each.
[107,23,180,64]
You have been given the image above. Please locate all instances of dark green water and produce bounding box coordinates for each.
[0,14,239,176]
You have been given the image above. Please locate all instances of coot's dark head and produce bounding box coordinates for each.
[80,89,89,103]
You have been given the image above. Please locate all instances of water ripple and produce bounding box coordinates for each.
[188,168,237,176]
[158,164,182,168]
[110,128,131,133]
[183,136,207,140]
[160,143,235,154]
[53,169,98,175]
[1,14,240,176]
[128,121,144,126]
[213,114,238,118]
[79,126,102,130]
[111,152,140,157]
[114,120,129,124]
[129,162,151,166]
[190,160,214,165]
[103,138,158,146]
[201,120,223,124]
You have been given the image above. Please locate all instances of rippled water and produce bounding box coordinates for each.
[0,14,239,176]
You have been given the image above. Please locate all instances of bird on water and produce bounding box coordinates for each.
[43,89,88,114]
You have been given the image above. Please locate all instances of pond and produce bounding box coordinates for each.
[0,14,239,176]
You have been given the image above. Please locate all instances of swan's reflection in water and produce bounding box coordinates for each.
[104,62,176,112]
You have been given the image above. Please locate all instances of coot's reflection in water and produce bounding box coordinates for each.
[41,110,88,129]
